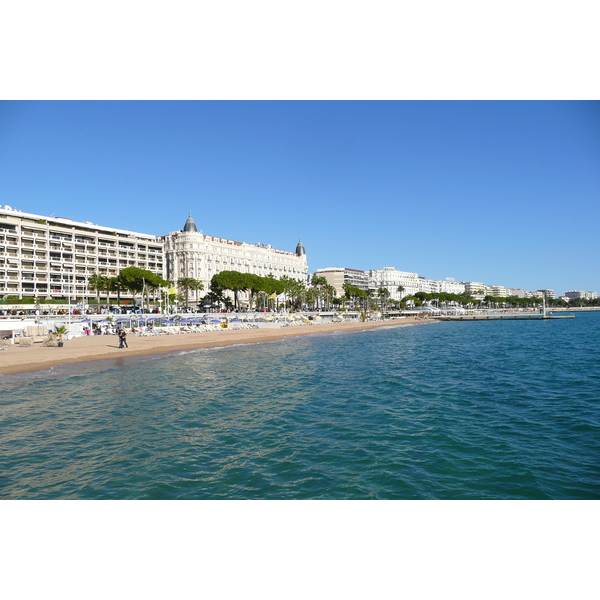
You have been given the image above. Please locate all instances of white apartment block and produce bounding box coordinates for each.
[463,281,486,298]
[0,206,164,302]
[485,285,509,297]
[565,290,597,300]
[436,278,466,295]
[164,215,308,299]
[368,268,466,299]
[535,289,555,299]
[368,267,421,300]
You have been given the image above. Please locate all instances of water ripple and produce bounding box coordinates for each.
[1,315,599,499]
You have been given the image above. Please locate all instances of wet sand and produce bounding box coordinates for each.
[0,318,433,375]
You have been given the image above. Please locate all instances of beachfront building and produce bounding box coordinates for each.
[163,214,309,305]
[463,281,486,299]
[536,289,555,299]
[368,268,466,300]
[314,267,370,297]
[565,290,597,300]
[368,267,420,300]
[435,278,466,295]
[485,285,509,297]
[506,287,528,298]
[0,205,164,302]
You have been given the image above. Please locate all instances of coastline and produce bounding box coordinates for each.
[0,317,434,376]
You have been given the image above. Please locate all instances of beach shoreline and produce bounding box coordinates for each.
[0,318,434,376]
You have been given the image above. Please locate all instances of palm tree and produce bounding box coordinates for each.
[89,273,112,312]
[53,325,68,346]
[323,283,336,310]
[178,277,204,309]
[377,287,391,312]
[310,275,327,310]
[110,275,126,308]
[88,273,106,312]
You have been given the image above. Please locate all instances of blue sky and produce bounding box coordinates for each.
[1,101,598,295]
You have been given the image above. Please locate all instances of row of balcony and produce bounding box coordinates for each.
[8,237,162,251]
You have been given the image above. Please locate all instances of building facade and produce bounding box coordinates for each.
[368,267,422,300]
[462,281,486,298]
[435,278,466,296]
[0,206,164,302]
[485,285,509,297]
[565,290,598,300]
[164,214,308,304]
[506,288,528,298]
[369,269,467,299]
[315,267,370,297]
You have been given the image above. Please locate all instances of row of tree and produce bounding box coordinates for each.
[89,267,583,313]
[88,267,169,311]
[558,297,600,307]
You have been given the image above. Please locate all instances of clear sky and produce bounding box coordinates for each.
[1,100,598,295]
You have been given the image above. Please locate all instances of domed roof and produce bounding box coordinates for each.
[183,212,198,233]
[296,239,306,256]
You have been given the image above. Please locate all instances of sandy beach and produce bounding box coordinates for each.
[0,318,433,376]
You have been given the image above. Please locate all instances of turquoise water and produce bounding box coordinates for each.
[1,313,599,499]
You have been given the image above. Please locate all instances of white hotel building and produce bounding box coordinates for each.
[368,267,424,299]
[164,214,309,296]
[0,206,164,302]
[565,290,597,300]
[368,267,466,300]
[1,207,307,307]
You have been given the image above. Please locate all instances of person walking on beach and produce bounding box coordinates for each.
[118,328,128,349]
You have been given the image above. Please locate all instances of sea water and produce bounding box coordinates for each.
[1,313,599,499]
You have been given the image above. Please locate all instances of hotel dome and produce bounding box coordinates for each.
[183,213,198,233]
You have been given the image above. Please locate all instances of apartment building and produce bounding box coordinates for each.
[315,267,370,297]
[463,281,486,298]
[436,278,466,295]
[0,206,164,302]
[565,290,598,300]
[368,267,421,300]
[163,214,308,302]
[506,288,528,298]
[485,285,509,297]
[368,268,467,300]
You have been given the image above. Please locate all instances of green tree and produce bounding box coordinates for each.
[119,267,169,311]
[279,276,305,310]
[211,271,252,310]
[377,287,391,312]
[343,283,366,310]
[109,274,127,307]
[310,275,327,310]
[88,273,109,311]
[178,277,204,309]
[322,283,336,310]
